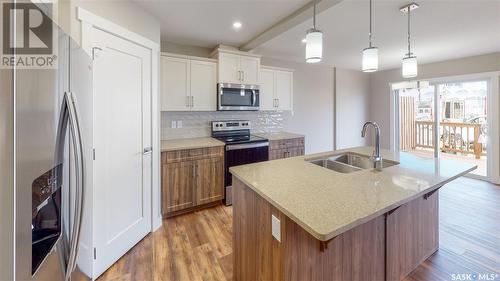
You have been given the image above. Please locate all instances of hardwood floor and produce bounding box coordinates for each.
[97,177,500,281]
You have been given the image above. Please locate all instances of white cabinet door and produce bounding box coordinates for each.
[260,68,276,110]
[276,70,293,110]
[218,52,240,83]
[240,56,260,84]
[190,60,217,111]
[161,56,189,111]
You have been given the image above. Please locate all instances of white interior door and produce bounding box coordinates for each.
[93,28,152,277]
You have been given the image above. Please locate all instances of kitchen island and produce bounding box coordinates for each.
[229,147,476,281]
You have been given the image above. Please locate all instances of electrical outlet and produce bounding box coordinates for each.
[177,120,183,128]
[271,215,281,242]
[171,121,177,129]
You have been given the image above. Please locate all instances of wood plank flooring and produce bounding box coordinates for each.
[97,177,500,281]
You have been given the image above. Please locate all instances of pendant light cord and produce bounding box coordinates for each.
[313,0,317,29]
[407,7,411,56]
[369,0,372,47]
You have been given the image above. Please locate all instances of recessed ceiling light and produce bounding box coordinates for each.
[233,22,242,29]
[301,38,307,43]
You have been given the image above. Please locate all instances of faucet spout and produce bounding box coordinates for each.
[361,121,382,170]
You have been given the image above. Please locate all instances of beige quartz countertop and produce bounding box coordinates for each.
[230,146,476,241]
[254,131,305,141]
[161,137,224,152]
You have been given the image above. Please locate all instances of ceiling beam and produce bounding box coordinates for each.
[239,0,344,51]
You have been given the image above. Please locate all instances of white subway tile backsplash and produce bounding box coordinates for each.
[161,111,290,140]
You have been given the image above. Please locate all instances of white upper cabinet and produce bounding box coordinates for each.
[239,56,260,84]
[218,52,240,83]
[259,66,294,111]
[260,68,276,110]
[275,70,293,110]
[161,56,190,111]
[161,54,217,112]
[213,48,261,85]
[190,60,217,111]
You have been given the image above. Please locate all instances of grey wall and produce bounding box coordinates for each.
[0,70,14,281]
[369,52,500,149]
[261,58,335,154]
[335,68,370,149]
[57,0,161,45]
[161,41,213,57]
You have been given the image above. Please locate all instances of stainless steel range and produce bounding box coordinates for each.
[211,120,269,205]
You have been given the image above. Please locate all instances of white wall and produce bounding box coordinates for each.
[369,52,500,149]
[335,68,370,149]
[57,0,161,45]
[261,58,335,154]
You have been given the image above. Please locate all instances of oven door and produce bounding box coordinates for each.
[224,142,269,205]
[218,83,260,111]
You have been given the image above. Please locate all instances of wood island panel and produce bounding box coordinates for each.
[233,177,441,281]
[386,192,439,281]
[233,178,385,281]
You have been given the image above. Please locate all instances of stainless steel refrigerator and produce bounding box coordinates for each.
[0,4,93,281]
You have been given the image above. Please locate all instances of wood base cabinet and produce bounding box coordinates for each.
[161,147,224,217]
[269,137,305,160]
[233,178,440,281]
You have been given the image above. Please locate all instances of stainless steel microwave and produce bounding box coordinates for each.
[218,83,260,111]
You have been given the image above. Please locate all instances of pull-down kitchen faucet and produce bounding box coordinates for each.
[361,121,382,171]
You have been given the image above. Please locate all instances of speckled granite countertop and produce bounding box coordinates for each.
[161,137,224,152]
[230,146,476,241]
[254,132,305,141]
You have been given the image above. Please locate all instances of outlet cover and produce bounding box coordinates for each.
[177,120,183,128]
[271,215,281,242]
[171,121,177,128]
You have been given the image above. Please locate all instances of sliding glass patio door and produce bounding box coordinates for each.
[436,81,488,177]
[395,79,489,179]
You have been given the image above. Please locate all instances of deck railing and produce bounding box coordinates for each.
[414,121,483,159]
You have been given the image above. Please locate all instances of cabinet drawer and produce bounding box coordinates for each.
[163,146,224,163]
[270,137,304,150]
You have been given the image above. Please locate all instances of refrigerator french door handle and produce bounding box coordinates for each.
[54,92,85,281]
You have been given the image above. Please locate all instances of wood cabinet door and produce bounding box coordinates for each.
[190,59,217,111]
[275,70,293,111]
[269,149,286,160]
[240,56,260,84]
[218,52,240,83]
[162,161,194,215]
[195,157,224,205]
[386,192,439,281]
[288,146,305,157]
[260,68,276,110]
[161,56,190,111]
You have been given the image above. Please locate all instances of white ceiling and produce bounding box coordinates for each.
[132,0,309,48]
[254,0,500,70]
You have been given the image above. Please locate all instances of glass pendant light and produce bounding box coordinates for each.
[306,0,322,63]
[362,0,378,72]
[401,3,419,78]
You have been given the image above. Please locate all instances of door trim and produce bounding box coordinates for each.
[77,5,162,237]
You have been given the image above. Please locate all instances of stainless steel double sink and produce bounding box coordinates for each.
[308,153,399,173]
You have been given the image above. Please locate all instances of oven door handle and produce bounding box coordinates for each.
[226,142,269,151]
